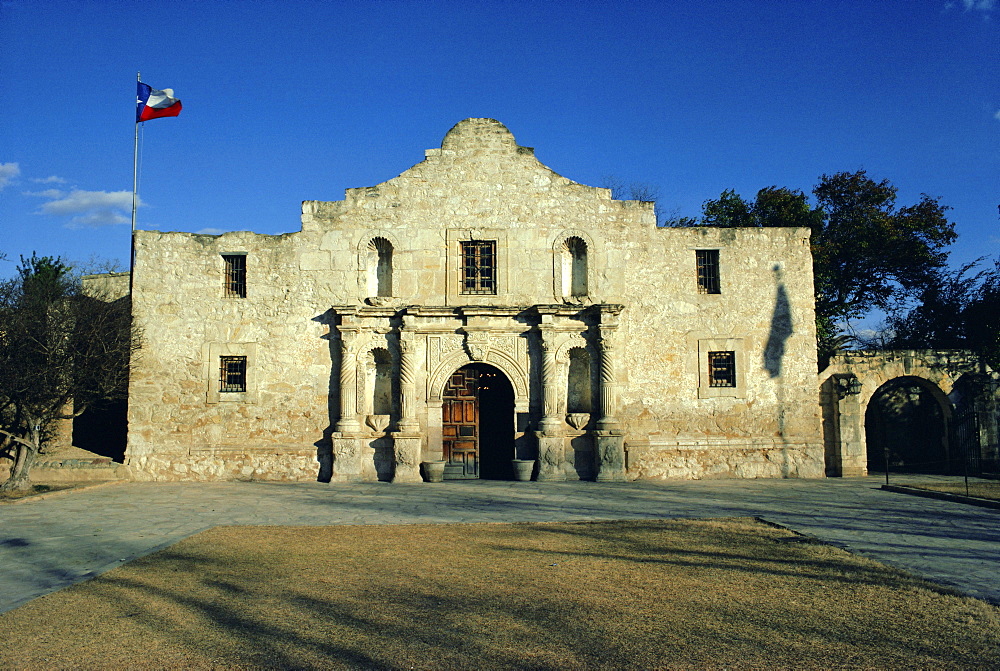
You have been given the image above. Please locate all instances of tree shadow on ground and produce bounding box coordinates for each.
[2,519,998,670]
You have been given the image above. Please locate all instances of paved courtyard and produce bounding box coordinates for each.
[2,476,998,614]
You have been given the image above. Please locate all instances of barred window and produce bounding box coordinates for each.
[696,249,720,294]
[461,240,496,295]
[708,351,736,388]
[223,254,247,298]
[219,356,247,393]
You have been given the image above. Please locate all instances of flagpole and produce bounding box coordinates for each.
[130,71,140,293]
[131,71,140,234]
[129,73,180,292]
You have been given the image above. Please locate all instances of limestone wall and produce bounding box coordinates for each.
[81,272,130,301]
[127,118,823,481]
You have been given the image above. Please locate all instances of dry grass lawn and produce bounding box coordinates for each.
[2,518,998,670]
[905,481,1000,502]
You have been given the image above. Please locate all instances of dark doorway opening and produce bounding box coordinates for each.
[73,398,128,462]
[441,363,514,480]
[865,378,950,474]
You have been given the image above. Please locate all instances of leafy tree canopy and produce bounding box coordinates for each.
[0,253,138,492]
[674,171,957,362]
[888,259,1000,371]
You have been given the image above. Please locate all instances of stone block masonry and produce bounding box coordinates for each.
[126,118,824,482]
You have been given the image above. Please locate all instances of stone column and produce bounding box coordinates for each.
[596,332,619,431]
[535,329,567,481]
[332,328,363,479]
[594,330,626,482]
[981,379,1000,473]
[391,335,422,482]
[397,336,419,433]
[335,330,362,433]
[835,377,867,477]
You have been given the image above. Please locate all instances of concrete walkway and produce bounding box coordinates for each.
[2,477,998,614]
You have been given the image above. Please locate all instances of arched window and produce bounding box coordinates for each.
[567,347,593,413]
[561,237,588,299]
[367,237,393,298]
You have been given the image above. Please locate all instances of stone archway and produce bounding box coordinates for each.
[864,376,952,474]
[819,350,975,477]
[440,363,516,480]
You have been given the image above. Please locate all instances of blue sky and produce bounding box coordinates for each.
[1,0,997,291]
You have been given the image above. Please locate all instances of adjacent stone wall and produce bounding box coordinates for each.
[819,350,999,477]
[82,272,130,301]
[127,118,824,481]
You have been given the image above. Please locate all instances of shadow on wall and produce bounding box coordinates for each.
[73,399,127,462]
[313,309,337,483]
[764,265,793,379]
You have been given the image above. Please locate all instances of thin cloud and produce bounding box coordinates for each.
[995,109,1000,121]
[65,210,131,228]
[32,188,139,228]
[0,162,20,189]
[963,0,995,11]
[31,175,67,184]
[944,0,995,12]
[23,188,66,199]
[196,228,226,235]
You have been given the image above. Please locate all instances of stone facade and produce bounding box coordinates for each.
[126,118,824,482]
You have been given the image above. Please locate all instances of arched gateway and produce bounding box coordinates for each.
[441,363,515,480]
[820,350,999,477]
[864,376,951,474]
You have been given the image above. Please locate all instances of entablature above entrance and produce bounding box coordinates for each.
[329,303,624,328]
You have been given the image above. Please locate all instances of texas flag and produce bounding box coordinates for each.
[136,82,182,122]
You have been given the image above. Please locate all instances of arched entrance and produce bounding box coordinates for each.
[865,377,951,474]
[441,363,515,480]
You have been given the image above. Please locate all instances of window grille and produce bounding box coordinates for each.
[223,254,247,298]
[219,356,247,392]
[708,351,736,387]
[460,240,496,295]
[696,249,720,294]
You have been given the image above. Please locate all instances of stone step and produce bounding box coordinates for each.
[31,447,127,482]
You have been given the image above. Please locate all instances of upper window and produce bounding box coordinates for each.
[707,351,736,388]
[223,254,247,298]
[564,237,588,298]
[367,237,393,298]
[696,249,720,294]
[219,355,247,393]
[460,240,496,295]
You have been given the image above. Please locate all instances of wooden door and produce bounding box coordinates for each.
[442,368,480,479]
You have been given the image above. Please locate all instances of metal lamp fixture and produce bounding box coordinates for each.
[836,376,863,398]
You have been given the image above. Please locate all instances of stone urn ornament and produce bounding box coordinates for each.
[421,460,446,483]
[365,414,390,433]
[566,413,590,431]
[512,459,536,481]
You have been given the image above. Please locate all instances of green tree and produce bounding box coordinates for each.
[889,260,1000,371]
[965,272,1000,371]
[0,254,138,492]
[811,171,955,355]
[691,171,956,364]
